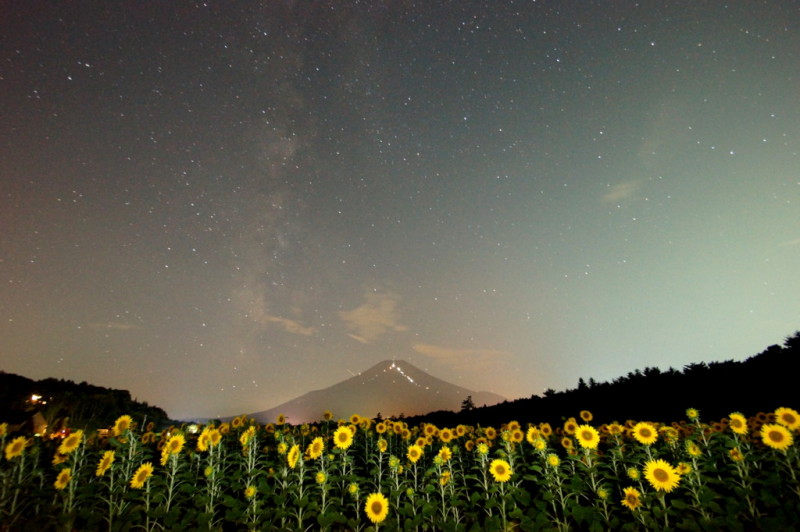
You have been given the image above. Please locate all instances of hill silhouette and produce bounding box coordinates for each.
[0,372,172,433]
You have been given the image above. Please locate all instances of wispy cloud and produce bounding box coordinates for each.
[412,343,512,377]
[602,180,642,203]
[88,322,140,331]
[412,343,511,361]
[262,315,316,336]
[339,291,407,344]
[235,284,316,336]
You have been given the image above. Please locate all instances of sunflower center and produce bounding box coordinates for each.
[769,430,784,443]
[496,465,506,475]
[653,468,669,482]
[371,501,383,514]
[784,414,797,425]
[581,430,593,440]
[640,428,652,438]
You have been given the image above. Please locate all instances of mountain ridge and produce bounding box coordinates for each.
[247,359,505,424]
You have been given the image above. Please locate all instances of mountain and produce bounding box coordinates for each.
[248,359,505,424]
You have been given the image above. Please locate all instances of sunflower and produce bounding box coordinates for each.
[627,466,640,480]
[729,413,749,435]
[244,485,257,498]
[165,434,185,456]
[563,418,578,435]
[510,429,524,444]
[364,492,389,524]
[424,424,438,437]
[315,471,327,485]
[440,470,451,486]
[546,453,560,467]
[52,453,68,465]
[761,423,793,452]
[0,423,7,437]
[58,430,84,455]
[439,428,454,443]
[476,442,489,455]
[607,423,625,436]
[576,425,600,450]
[560,436,573,449]
[333,426,353,450]
[240,426,256,447]
[676,462,692,475]
[197,429,211,452]
[729,447,744,462]
[621,486,642,511]
[276,414,286,426]
[208,428,222,447]
[307,436,324,460]
[686,441,702,457]
[775,407,800,430]
[644,459,680,492]
[407,444,423,463]
[375,422,387,434]
[54,468,72,490]
[113,415,133,437]
[130,462,154,489]
[539,423,553,437]
[660,426,680,444]
[632,422,658,445]
[287,444,301,469]
[323,410,333,422]
[96,450,115,477]
[489,458,513,482]
[277,442,288,455]
[580,410,593,422]
[534,437,547,451]
[686,408,700,421]
[438,445,452,462]
[348,482,359,497]
[526,426,540,444]
[231,415,244,429]
[484,427,497,440]
[377,438,388,453]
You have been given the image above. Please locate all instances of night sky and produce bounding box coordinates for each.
[2,2,798,420]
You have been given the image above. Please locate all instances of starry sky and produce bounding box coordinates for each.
[2,1,799,420]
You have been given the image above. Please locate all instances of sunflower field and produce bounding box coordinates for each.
[1,407,799,531]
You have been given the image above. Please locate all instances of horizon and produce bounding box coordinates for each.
[5,332,796,423]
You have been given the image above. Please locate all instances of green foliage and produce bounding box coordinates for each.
[2,407,800,530]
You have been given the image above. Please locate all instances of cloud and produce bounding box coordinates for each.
[261,315,316,336]
[412,343,511,361]
[235,284,316,336]
[88,322,140,331]
[412,343,512,377]
[602,180,642,203]
[339,291,407,343]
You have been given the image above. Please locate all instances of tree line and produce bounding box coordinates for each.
[406,330,800,427]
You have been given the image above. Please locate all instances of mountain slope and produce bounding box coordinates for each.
[249,359,505,424]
